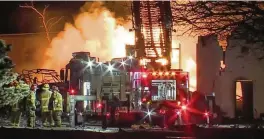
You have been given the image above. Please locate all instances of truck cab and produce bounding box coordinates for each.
[60,52,97,118]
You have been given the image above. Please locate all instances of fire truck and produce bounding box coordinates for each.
[59,1,194,127]
[20,1,212,127]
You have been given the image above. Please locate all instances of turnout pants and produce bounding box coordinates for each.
[41,111,54,127]
[10,110,22,127]
[52,111,62,127]
[27,110,36,127]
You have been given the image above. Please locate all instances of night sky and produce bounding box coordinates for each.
[0,1,85,34]
[0,1,131,34]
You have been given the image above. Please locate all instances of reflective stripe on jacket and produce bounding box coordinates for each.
[26,90,36,110]
[40,90,52,112]
[52,91,63,111]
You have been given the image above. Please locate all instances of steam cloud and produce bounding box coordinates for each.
[42,2,197,91]
[43,2,134,70]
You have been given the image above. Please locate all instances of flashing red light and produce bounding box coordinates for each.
[142,98,147,102]
[106,112,110,117]
[181,105,187,110]
[159,109,166,114]
[177,101,181,105]
[176,111,181,115]
[97,103,102,108]
[204,112,209,116]
[70,89,75,94]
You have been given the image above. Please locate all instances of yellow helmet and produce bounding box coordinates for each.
[42,83,49,89]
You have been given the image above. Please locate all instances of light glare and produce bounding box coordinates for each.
[147,112,151,116]
[128,56,133,59]
[108,65,113,71]
[88,61,93,66]
[121,61,126,65]
[181,105,187,110]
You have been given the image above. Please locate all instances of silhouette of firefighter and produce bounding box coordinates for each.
[40,84,54,127]
[109,95,120,125]
[26,84,37,127]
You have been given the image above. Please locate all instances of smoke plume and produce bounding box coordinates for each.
[43,2,134,70]
[42,1,197,91]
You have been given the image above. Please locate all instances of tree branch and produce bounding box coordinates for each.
[19,2,64,45]
[171,1,264,59]
[48,16,64,31]
[20,3,51,43]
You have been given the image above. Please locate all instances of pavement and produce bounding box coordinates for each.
[2,115,264,131]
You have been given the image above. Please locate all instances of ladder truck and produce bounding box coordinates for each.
[123,1,191,127]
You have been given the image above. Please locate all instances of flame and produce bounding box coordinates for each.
[43,2,197,91]
[171,39,197,91]
[142,28,163,56]
[185,58,197,91]
[43,5,134,70]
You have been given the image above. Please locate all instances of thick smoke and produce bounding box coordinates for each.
[42,1,197,91]
[43,2,134,70]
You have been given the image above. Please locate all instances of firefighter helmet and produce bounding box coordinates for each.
[42,83,49,89]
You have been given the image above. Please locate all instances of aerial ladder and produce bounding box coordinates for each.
[131,1,173,70]
[126,1,193,127]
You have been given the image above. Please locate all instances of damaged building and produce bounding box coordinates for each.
[196,35,264,120]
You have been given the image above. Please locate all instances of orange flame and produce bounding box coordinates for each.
[43,2,197,91]
[43,6,134,70]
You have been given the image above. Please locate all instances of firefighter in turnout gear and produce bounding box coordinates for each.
[50,86,63,127]
[10,82,24,127]
[10,100,24,127]
[26,84,37,127]
[40,84,54,127]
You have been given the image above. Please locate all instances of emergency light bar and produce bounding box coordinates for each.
[139,71,185,77]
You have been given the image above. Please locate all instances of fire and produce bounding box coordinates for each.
[112,26,134,58]
[142,28,163,56]
[43,2,197,91]
[185,58,197,91]
[43,4,134,70]
[171,40,197,91]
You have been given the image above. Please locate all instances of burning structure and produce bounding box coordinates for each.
[1,1,199,127]
[197,35,264,120]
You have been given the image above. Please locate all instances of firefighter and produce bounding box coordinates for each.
[40,83,54,127]
[110,96,119,125]
[10,81,24,127]
[10,100,24,127]
[50,86,63,127]
[26,84,37,127]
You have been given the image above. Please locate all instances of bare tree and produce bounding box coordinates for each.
[20,2,64,44]
[171,1,264,59]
